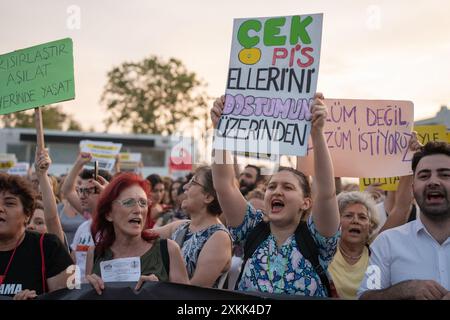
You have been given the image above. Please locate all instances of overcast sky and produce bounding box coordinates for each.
[1,0,449,133]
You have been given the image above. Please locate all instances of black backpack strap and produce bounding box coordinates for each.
[159,239,170,276]
[235,221,271,289]
[295,221,332,297]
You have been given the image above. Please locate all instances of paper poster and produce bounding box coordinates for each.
[7,162,29,176]
[0,38,75,115]
[100,257,141,283]
[119,152,142,171]
[359,177,400,192]
[0,154,17,171]
[213,14,323,156]
[414,125,447,144]
[80,140,122,172]
[298,99,414,178]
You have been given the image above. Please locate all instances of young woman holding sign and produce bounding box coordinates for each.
[210,93,341,296]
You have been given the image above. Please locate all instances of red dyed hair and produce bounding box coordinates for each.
[91,172,159,257]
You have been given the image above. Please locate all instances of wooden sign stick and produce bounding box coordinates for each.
[34,107,48,170]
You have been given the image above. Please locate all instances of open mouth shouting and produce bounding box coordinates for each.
[425,190,446,205]
[271,199,285,214]
[348,227,362,235]
[128,217,142,227]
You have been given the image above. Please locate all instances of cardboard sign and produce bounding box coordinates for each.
[7,162,29,176]
[414,125,447,144]
[0,38,75,115]
[213,14,323,156]
[80,140,122,172]
[359,177,399,192]
[358,125,447,187]
[0,154,17,171]
[298,99,414,178]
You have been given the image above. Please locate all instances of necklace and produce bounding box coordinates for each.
[339,245,363,261]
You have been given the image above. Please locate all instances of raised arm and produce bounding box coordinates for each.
[378,132,421,233]
[35,149,65,244]
[210,96,248,228]
[61,152,92,213]
[307,93,340,237]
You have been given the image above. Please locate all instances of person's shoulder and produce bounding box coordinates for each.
[77,219,92,230]
[23,230,42,245]
[42,232,64,246]
[373,220,417,245]
[379,220,416,237]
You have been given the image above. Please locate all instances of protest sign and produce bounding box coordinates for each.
[0,154,17,171]
[414,124,447,144]
[7,162,29,176]
[359,177,399,192]
[0,38,75,115]
[358,124,447,187]
[213,14,323,156]
[119,153,142,172]
[80,140,122,172]
[298,99,414,177]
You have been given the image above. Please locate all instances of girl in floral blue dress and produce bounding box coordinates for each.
[210,93,341,297]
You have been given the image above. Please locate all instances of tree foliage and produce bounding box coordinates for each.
[0,105,82,131]
[101,56,209,135]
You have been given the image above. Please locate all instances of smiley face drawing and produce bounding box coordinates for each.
[238,47,261,65]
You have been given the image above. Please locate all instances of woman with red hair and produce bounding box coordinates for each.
[85,173,188,294]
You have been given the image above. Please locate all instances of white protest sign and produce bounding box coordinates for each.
[298,99,414,178]
[80,140,122,172]
[7,162,29,176]
[213,14,323,156]
[0,154,17,171]
[119,152,142,171]
[100,257,141,282]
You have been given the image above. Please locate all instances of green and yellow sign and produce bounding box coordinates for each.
[0,38,75,115]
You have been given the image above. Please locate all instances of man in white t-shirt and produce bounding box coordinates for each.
[62,153,112,281]
[359,141,450,300]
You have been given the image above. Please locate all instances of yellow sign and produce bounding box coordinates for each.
[359,177,400,192]
[0,161,16,170]
[414,125,447,144]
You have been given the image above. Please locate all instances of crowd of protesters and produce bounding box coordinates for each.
[0,93,449,300]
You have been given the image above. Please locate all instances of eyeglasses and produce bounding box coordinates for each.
[187,177,206,189]
[76,187,97,196]
[114,198,149,208]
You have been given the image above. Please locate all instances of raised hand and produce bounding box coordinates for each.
[310,92,327,134]
[35,148,51,174]
[211,95,226,129]
[76,152,92,167]
[408,131,422,152]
